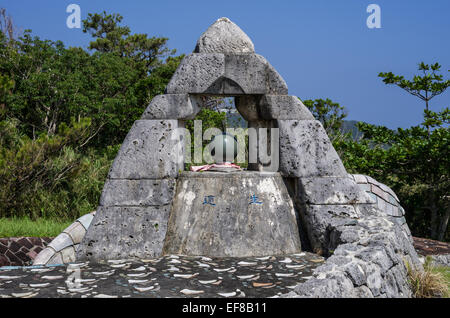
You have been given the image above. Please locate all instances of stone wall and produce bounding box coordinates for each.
[282,187,422,298]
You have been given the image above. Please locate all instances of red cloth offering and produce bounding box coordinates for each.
[190,162,241,172]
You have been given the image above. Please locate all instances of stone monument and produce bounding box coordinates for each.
[56,17,421,297]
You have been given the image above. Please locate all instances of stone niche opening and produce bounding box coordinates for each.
[184,94,278,172]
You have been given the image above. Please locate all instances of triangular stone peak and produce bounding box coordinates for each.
[194,17,255,54]
[76,18,374,262]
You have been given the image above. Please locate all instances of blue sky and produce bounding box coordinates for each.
[3,0,450,128]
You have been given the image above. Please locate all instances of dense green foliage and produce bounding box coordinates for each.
[0,11,181,221]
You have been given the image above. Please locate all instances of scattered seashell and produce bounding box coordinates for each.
[212,280,222,285]
[180,289,204,295]
[92,270,115,276]
[131,266,146,272]
[128,279,148,284]
[169,259,182,264]
[134,286,154,292]
[42,275,64,280]
[30,268,53,273]
[293,252,306,257]
[237,261,257,266]
[252,282,273,287]
[255,256,270,261]
[213,267,234,272]
[110,263,128,268]
[218,291,236,297]
[286,264,305,269]
[173,273,199,279]
[94,294,118,298]
[237,274,256,280]
[279,257,292,263]
[0,275,23,279]
[68,287,92,293]
[29,283,50,288]
[75,278,97,283]
[198,279,217,284]
[127,272,150,278]
[12,291,35,298]
[195,261,210,268]
[311,259,324,263]
[275,273,295,277]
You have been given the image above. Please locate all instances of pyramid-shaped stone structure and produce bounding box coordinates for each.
[76,17,374,261]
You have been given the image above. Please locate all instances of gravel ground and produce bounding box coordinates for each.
[0,252,324,298]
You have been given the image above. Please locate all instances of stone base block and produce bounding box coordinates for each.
[76,206,171,262]
[163,171,302,257]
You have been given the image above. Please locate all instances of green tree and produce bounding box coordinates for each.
[303,98,348,142]
[339,113,449,241]
[0,9,182,220]
[379,62,450,136]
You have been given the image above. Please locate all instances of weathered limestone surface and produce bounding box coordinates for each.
[281,174,422,298]
[259,95,314,120]
[297,176,375,205]
[108,120,183,179]
[141,94,200,120]
[163,171,302,257]
[100,179,176,207]
[195,17,255,54]
[289,209,422,298]
[166,53,287,95]
[75,120,182,262]
[76,206,171,261]
[166,53,225,94]
[278,120,347,177]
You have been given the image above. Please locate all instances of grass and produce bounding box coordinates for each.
[407,256,449,298]
[431,265,450,297]
[0,217,72,238]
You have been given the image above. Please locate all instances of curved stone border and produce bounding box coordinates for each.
[350,174,413,242]
[32,212,95,265]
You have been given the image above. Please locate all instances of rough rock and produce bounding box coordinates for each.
[166,53,225,94]
[297,176,375,204]
[259,95,314,120]
[194,17,255,54]
[108,120,183,179]
[141,94,200,120]
[100,179,176,207]
[278,120,348,177]
[166,53,287,95]
[163,171,301,257]
[76,206,171,262]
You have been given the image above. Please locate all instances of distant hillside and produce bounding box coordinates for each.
[341,120,363,140]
